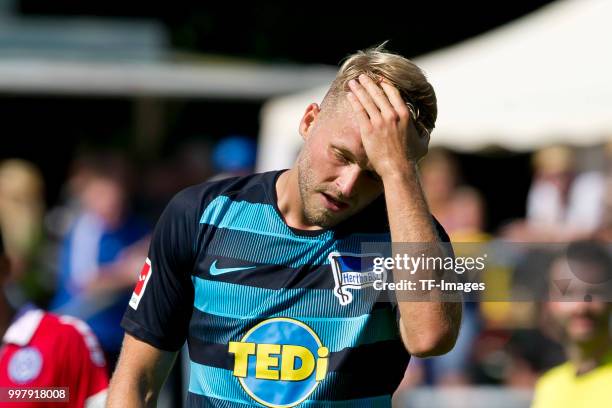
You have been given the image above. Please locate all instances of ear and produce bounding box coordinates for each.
[298,103,320,140]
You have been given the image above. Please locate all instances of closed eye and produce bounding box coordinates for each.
[332,149,350,164]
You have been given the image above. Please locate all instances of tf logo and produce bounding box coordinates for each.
[329,252,387,306]
[228,317,329,407]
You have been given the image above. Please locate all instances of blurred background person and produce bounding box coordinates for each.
[0,159,51,307]
[419,147,461,232]
[0,227,109,407]
[448,187,489,243]
[50,153,150,371]
[532,240,612,408]
[594,140,612,241]
[504,146,606,242]
[527,146,576,228]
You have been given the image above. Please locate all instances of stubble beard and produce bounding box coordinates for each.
[297,148,337,229]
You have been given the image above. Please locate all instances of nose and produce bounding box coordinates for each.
[336,165,360,199]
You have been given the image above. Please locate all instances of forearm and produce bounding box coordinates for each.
[107,335,176,408]
[382,164,461,357]
[382,164,437,242]
[107,370,156,408]
[88,269,138,294]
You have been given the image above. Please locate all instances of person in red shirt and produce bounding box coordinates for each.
[0,229,109,407]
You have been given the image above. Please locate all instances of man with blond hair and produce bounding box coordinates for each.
[108,44,461,407]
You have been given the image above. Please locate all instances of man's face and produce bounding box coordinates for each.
[296,103,384,228]
[548,258,612,345]
[82,176,125,228]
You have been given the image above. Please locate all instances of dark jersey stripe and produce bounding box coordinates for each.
[188,335,408,384]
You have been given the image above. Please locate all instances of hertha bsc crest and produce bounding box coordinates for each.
[328,252,387,306]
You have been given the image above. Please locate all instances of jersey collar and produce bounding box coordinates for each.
[3,307,44,346]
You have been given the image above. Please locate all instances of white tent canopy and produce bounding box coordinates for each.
[257,0,612,171]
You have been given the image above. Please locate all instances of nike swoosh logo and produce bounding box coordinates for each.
[209,260,256,276]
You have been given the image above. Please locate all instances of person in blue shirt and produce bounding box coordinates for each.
[51,158,149,370]
[109,44,462,407]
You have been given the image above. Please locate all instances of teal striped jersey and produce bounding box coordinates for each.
[122,170,450,407]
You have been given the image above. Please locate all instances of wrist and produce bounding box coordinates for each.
[380,160,419,183]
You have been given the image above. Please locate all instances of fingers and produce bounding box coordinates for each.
[346,92,372,134]
[380,81,412,126]
[350,74,398,122]
[379,80,427,141]
[348,76,382,122]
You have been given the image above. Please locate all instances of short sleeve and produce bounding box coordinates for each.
[121,186,200,351]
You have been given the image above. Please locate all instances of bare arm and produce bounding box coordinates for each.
[346,74,461,357]
[107,334,177,407]
[86,237,151,295]
[383,167,462,357]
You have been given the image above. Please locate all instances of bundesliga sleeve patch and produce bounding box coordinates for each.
[129,258,152,310]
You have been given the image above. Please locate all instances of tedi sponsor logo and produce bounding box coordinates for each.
[228,317,329,407]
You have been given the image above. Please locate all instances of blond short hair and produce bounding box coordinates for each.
[322,43,437,137]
